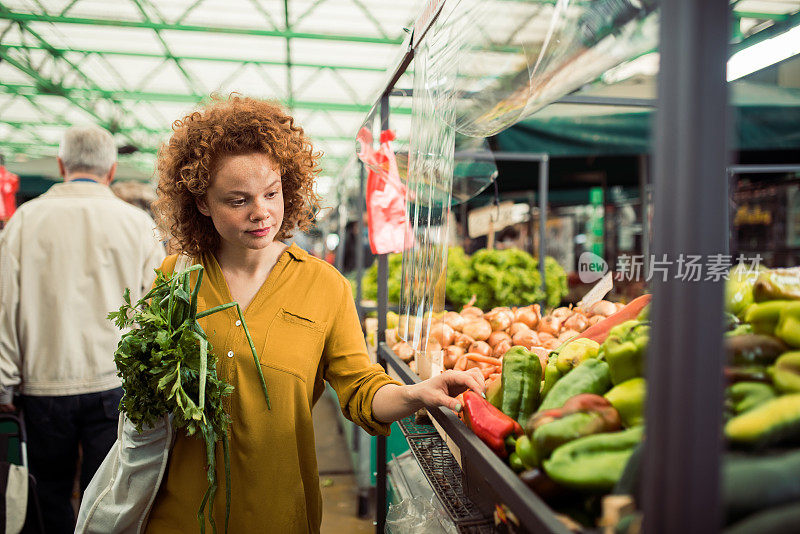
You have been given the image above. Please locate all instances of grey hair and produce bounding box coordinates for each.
[58,125,117,176]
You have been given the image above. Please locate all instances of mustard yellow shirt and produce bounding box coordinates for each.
[145,244,399,533]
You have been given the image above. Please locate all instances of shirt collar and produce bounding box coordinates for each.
[285,243,307,262]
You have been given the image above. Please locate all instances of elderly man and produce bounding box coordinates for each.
[0,125,165,533]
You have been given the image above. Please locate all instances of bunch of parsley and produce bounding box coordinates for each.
[108,264,269,534]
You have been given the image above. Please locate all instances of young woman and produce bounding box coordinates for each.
[146,96,484,533]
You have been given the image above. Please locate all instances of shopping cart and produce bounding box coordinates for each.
[0,411,45,534]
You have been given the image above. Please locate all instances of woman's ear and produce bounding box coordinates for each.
[195,195,211,216]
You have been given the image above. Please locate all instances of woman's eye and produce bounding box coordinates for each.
[267,191,278,199]
[229,199,246,206]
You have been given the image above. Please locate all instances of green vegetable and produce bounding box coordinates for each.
[723,449,800,525]
[499,346,541,424]
[541,358,563,398]
[726,264,762,318]
[775,302,800,348]
[744,301,791,336]
[353,247,569,310]
[602,320,649,385]
[725,382,776,416]
[533,411,613,460]
[773,352,800,393]
[109,265,270,534]
[543,427,644,492]
[725,394,800,447]
[513,435,538,470]
[538,359,612,412]
[604,378,646,427]
[724,502,800,534]
[556,338,600,374]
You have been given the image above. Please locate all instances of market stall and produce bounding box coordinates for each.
[354,1,800,533]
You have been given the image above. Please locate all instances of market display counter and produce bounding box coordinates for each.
[382,343,571,534]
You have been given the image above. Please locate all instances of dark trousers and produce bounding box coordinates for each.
[21,388,123,534]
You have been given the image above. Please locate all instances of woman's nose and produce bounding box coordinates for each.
[250,199,269,222]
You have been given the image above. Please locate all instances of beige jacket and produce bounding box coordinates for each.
[0,181,165,398]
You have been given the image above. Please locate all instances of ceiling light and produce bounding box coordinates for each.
[727,24,800,81]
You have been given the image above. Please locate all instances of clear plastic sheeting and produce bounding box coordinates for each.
[422,0,659,138]
[397,35,456,380]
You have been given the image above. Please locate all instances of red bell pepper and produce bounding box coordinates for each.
[462,390,523,458]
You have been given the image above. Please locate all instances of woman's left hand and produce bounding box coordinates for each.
[408,368,486,413]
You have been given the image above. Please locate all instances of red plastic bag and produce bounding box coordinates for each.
[356,128,414,255]
[0,166,19,221]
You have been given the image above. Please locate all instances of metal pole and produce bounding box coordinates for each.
[356,163,365,322]
[375,92,390,534]
[538,156,549,308]
[643,1,729,533]
[639,155,650,273]
[336,197,347,273]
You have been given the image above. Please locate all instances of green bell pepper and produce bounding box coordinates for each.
[725,381,776,416]
[602,321,649,385]
[744,301,792,336]
[543,426,644,492]
[499,346,542,424]
[775,302,800,348]
[514,435,539,470]
[604,378,646,427]
[556,338,601,374]
[541,358,563,398]
[773,352,800,393]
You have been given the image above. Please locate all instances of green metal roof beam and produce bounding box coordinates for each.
[1,43,392,72]
[0,7,405,45]
[0,82,413,113]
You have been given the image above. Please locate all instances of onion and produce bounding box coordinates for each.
[454,332,475,349]
[508,322,531,337]
[442,311,466,332]
[493,339,512,358]
[564,313,589,332]
[460,306,483,319]
[486,310,513,332]
[515,305,541,329]
[408,360,417,374]
[538,315,562,336]
[588,315,605,326]
[462,318,492,341]
[468,340,492,357]
[512,330,540,350]
[558,330,580,344]
[552,307,572,320]
[616,302,626,312]
[487,330,512,348]
[542,338,561,350]
[429,322,455,347]
[391,341,415,363]
[443,346,464,369]
[587,300,617,317]
[538,332,555,344]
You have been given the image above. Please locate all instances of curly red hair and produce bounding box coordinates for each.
[154,95,322,256]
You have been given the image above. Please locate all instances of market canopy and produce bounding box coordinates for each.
[494,79,800,157]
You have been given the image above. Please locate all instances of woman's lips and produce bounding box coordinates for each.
[246,227,270,237]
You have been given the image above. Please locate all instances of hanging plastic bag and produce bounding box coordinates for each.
[357,128,414,255]
[0,166,19,221]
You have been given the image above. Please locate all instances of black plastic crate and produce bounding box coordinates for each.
[398,414,437,437]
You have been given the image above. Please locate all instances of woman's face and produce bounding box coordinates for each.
[196,152,284,253]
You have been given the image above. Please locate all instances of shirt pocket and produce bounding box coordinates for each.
[260,308,326,383]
